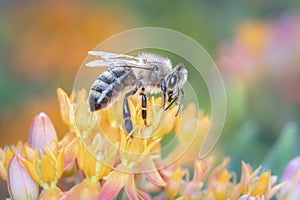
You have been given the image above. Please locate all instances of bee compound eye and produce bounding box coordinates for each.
[168,74,177,88]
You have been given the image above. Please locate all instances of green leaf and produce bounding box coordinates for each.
[262,122,298,177]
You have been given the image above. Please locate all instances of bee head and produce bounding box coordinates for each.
[166,63,188,96]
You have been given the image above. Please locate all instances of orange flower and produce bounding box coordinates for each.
[20,141,64,198]
[240,161,262,194]
[238,163,286,199]
[57,88,99,138]
[97,130,166,200]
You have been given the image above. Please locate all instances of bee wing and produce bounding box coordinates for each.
[86,51,152,70]
[88,51,138,61]
[85,59,140,67]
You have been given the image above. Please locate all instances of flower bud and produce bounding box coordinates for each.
[8,155,39,200]
[28,112,58,150]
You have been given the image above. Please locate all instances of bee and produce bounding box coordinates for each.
[86,51,188,134]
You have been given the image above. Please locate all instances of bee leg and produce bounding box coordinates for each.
[168,91,173,102]
[123,87,138,134]
[140,88,149,127]
[161,79,166,109]
[175,89,184,117]
[164,96,177,111]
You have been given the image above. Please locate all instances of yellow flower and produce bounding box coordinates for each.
[207,158,234,200]
[166,167,185,198]
[56,88,211,199]
[240,161,262,194]
[97,119,167,199]
[20,141,64,190]
[0,147,15,180]
[163,103,210,166]
[0,141,23,181]
[98,95,177,143]
[77,136,116,183]
[238,163,287,200]
[3,88,213,199]
[251,171,271,196]
[93,94,174,199]
[57,88,99,138]
[60,125,117,199]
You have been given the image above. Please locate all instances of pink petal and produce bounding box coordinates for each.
[39,187,63,199]
[281,157,300,183]
[60,179,100,200]
[97,170,128,200]
[28,112,58,150]
[238,195,251,200]
[125,174,139,200]
[142,156,166,187]
[137,188,153,200]
[63,137,80,169]
[8,155,39,200]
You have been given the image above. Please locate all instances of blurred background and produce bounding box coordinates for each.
[1,0,300,197]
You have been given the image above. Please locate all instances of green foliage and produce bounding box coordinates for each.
[225,120,268,174]
[263,123,299,177]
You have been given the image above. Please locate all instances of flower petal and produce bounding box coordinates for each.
[167,167,183,198]
[4,149,14,170]
[57,88,73,126]
[63,136,80,169]
[250,171,270,196]
[77,142,97,179]
[0,161,7,180]
[39,187,63,200]
[41,155,56,185]
[281,156,300,182]
[22,145,37,163]
[240,161,251,194]
[125,174,139,200]
[60,179,101,200]
[193,159,210,182]
[57,88,78,135]
[214,169,231,200]
[75,89,99,136]
[20,154,40,184]
[238,194,256,200]
[55,149,64,179]
[142,156,166,187]
[278,157,300,199]
[97,169,128,200]
[8,155,39,200]
[137,188,152,200]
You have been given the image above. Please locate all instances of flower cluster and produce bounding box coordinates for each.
[0,88,298,199]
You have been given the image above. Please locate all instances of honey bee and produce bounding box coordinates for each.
[86,51,187,134]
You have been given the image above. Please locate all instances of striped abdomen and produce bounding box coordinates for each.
[88,67,137,111]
